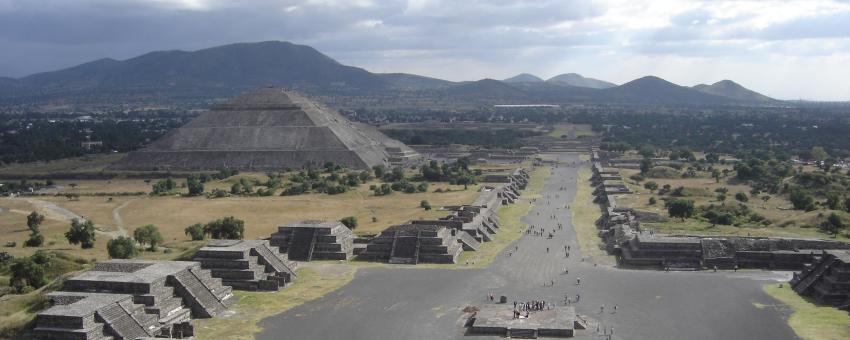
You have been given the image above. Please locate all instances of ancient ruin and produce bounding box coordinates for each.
[466,305,584,338]
[358,224,464,264]
[590,161,850,270]
[111,88,418,171]
[270,220,355,261]
[30,260,235,339]
[193,239,297,291]
[791,250,850,310]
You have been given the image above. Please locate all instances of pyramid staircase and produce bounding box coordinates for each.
[287,228,317,261]
[792,255,834,294]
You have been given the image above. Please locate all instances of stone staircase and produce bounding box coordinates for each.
[95,302,153,340]
[287,228,317,261]
[170,268,233,318]
[457,232,481,251]
[792,255,835,294]
[508,328,537,338]
[253,242,297,283]
[389,233,420,265]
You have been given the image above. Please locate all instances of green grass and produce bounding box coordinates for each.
[762,283,850,340]
[572,167,615,265]
[193,265,356,340]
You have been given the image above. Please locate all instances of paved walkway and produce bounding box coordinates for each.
[258,153,798,340]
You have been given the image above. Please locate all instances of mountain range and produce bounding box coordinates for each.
[0,40,779,107]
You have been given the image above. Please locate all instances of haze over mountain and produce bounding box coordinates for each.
[546,73,616,89]
[693,80,775,103]
[0,41,778,107]
[502,73,544,83]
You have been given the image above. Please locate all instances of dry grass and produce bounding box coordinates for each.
[547,124,594,138]
[193,264,356,340]
[572,167,615,265]
[0,154,124,175]
[762,283,850,340]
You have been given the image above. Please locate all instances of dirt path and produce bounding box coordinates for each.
[111,198,140,237]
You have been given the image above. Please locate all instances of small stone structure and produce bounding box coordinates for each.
[466,305,584,338]
[791,250,850,310]
[590,162,850,270]
[31,260,234,339]
[193,239,297,291]
[358,224,464,264]
[270,220,354,261]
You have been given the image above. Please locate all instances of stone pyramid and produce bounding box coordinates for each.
[111,88,416,171]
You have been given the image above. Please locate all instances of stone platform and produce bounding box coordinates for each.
[271,220,354,261]
[467,305,581,338]
[194,239,298,291]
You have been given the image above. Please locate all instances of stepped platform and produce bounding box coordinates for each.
[194,239,298,291]
[467,305,581,338]
[792,250,850,308]
[62,260,234,321]
[271,220,354,261]
[359,224,462,264]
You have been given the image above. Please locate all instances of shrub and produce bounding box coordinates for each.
[734,192,748,202]
[340,216,358,229]
[107,236,138,259]
[184,223,205,241]
[420,200,432,210]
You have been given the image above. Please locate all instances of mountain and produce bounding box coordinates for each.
[546,73,616,89]
[602,76,732,104]
[14,41,387,93]
[445,79,530,100]
[502,73,544,83]
[693,80,774,102]
[378,73,456,90]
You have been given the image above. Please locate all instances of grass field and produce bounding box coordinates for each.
[572,167,615,265]
[762,283,850,340]
[0,154,124,176]
[193,264,356,339]
[547,124,595,138]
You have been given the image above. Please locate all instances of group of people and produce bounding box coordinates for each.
[512,299,552,319]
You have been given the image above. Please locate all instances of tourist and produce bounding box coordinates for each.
[575,294,580,302]
[576,277,581,285]
[600,305,604,313]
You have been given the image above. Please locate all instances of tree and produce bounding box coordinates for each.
[107,236,138,259]
[712,169,721,183]
[420,200,432,211]
[810,146,828,162]
[65,219,96,249]
[639,158,653,174]
[184,223,206,241]
[705,153,720,164]
[761,195,772,208]
[734,192,748,203]
[667,199,695,221]
[648,196,657,205]
[716,193,727,203]
[372,165,386,179]
[820,213,845,237]
[24,211,45,247]
[340,216,358,229]
[10,256,48,293]
[187,176,204,196]
[230,182,243,195]
[133,224,163,251]
[638,145,655,158]
[204,216,245,239]
[151,178,177,195]
[825,192,842,210]
[789,188,816,211]
[643,181,658,193]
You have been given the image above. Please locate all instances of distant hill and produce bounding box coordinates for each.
[378,73,456,90]
[693,80,775,102]
[13,41,388,94]
[602,76,733,104]
[502,73,544,83]
[546,73,616,89]
[0,41,788,107]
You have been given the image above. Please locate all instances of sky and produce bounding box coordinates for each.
[0,0,849,100]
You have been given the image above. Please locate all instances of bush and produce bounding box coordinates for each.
[340,216,358,229]
[735,192,749,202]
[10,255,49,292]
[420,200,432,210]
[648,197,657,205]
[204,216,245,239]
[65,219,96,249]
[24,233,44,247]
[184,223,205,241]
[133,224,163,251]
[107,236,138,259]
